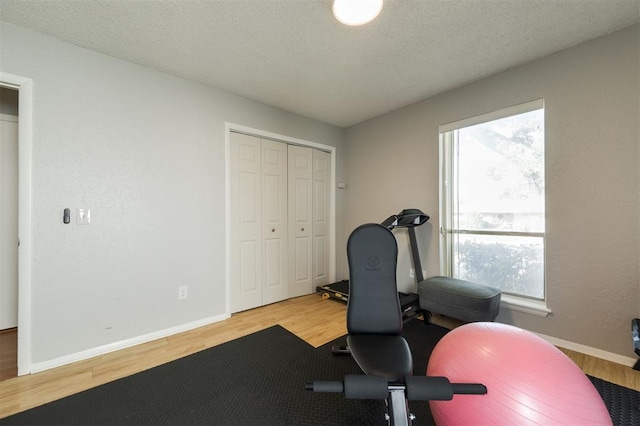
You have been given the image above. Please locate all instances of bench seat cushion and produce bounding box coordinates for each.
[418,276,501,322]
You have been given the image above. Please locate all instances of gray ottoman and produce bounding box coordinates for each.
[418,276,501,322]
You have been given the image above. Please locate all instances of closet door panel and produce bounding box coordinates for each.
[288,145,313,297]
[261,140,288,304]
[313,150,331,287]
[230,133,262,313]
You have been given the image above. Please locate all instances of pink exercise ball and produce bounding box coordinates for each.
[427,322,612,425]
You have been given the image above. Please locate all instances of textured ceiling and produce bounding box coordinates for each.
[1,0,639,127]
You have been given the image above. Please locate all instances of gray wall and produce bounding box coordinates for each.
[2,16,637,365]
[345,24,640,358]
[0,22,347,366]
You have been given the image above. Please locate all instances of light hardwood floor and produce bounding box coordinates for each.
[1,294,639,419]
[0,328,18,381]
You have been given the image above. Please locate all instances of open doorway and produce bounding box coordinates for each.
[0,72,33,378]
[0,86,18,380]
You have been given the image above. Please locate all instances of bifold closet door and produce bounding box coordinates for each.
[231,133,330,312]
[231,133,289,313]
[288,145,313,298]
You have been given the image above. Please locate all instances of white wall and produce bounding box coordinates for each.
[0,22,346,368]
[346,24,640,358]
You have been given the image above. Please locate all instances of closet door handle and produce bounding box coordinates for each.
[301,227,305,232]
[272,228,275,232]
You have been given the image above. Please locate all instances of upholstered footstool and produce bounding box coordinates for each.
[418,276,501,323]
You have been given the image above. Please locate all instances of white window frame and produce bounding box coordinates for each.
[439,99,551,317]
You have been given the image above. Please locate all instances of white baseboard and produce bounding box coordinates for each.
[27,313,638,374]
[534,331,637,367]
[30,313,230,374]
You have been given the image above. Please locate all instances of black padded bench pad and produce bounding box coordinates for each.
[346,334,413,381]
[418,276,501,322]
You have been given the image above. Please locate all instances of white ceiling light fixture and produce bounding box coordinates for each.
[333,0,383,26]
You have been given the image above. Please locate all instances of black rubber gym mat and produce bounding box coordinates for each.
[2,321,637,425]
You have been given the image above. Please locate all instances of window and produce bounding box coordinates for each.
[440,100,545,300]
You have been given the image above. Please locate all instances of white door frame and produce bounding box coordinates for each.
[225,123,337,314]
[0,72,33,376]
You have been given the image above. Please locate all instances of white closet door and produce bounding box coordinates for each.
[261,140,288,305]
[0,115,18,330]
[230,133,262,313]
[288,145,313,297]
[312,149,330,289]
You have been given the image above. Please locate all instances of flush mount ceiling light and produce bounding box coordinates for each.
[332,0,383,26]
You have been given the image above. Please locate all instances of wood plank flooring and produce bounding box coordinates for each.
[1,294,639,419]
[0,328,18,381]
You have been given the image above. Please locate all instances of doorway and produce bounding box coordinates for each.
[0,87,18,380]
[0,72,33,377]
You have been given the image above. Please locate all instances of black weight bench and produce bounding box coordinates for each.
[308,223,487,425]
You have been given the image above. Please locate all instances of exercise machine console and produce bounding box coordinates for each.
[316,208,430,322]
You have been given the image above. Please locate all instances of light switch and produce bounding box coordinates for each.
[77,208,91,225]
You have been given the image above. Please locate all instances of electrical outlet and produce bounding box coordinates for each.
[178,285,188,300]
